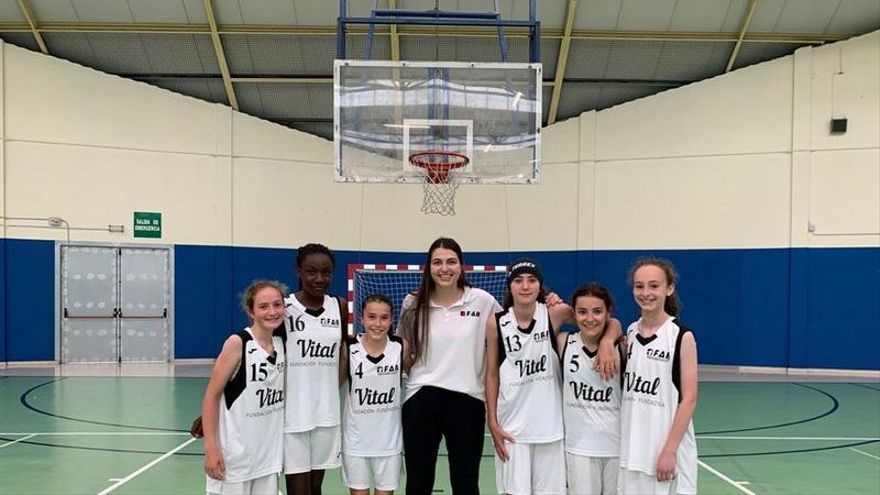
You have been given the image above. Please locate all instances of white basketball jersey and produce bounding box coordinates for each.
[495,303,563,443]
[620,317,697,492]
[216,328,286,483]
[561,331,622,457]
[283,294,343,432]
[342,335,404,456]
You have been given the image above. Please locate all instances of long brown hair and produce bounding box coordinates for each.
[402,237,472,364]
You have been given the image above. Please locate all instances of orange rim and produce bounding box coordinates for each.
[409,151,470,183]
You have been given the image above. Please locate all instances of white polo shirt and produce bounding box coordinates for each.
[401,287,501,402]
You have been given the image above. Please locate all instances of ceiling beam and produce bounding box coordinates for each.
[0,22,848,45]
[203,0,238,110]
[547,0,578,125]
[16,0,48,54]
[726,0,760,72]
[230,77,334,83]
[127,73,679,88]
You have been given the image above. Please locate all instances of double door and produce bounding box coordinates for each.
[59,245,172,363]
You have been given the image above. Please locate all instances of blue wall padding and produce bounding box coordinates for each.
[5,239,55,361]
[796,247,880,370]
[174,245,234,358]
[592,249,792,368]
[2,239,877,370]
[0,239,5,361]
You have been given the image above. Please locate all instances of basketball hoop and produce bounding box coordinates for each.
[409,151,470,215]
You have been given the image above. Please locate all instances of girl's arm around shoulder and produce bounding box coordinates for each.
[548,302,573,333]
[656,331,698,482]
[555,330,569,360]
[594,317,623,380]
[201,335,244,481]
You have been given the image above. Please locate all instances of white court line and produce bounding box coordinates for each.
[850,447,880,461]
[700,436,880,441]
[0,433,36,449]
[96,437,197,495]
[0,432,189,436]
[698,459,757,495]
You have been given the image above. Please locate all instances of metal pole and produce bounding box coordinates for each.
[529,0,540,63]
[337,0,347,59]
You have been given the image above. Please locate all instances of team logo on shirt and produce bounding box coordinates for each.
[568,381,614,402]
[353,386,396,406]
[532,329,550,342]
[320,317,340,327]
[514,355,548,377]
[646,348,671,362]
[255,387,284,408]
[375,363,399,375]
[623,371,660,396]
[296,339,338,358]
[460,310,481,317]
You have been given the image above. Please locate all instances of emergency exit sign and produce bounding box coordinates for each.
[133,211,162,238]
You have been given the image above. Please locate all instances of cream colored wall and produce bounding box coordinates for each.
[1,43,233,244]
[791,32,880,248]
[582,30,879,251]
[1,30,877,253]
[0,44,5,224]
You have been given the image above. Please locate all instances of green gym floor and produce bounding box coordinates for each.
[0,366,877,495]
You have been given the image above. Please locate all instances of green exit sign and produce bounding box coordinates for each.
[133,212,162,238]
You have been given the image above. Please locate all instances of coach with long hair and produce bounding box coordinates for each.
[397,237,500,495]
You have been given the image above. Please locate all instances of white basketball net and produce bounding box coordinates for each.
[410,153,469,216]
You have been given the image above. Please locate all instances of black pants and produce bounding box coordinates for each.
[402,386,486,495]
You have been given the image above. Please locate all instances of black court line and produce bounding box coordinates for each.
[19,378,187,433]
[678,383,854,459]
[850,382,880,392]
[697,382,839,435]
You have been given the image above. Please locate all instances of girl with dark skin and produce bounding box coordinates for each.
[282,244,349,495]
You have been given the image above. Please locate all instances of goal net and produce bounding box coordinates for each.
[347,263,508,334]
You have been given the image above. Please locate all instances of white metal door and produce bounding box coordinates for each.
[60,245,172,363]
[60,246,119,363]
[119,248,170,362]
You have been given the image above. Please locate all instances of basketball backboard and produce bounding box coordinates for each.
[334,60,542,184]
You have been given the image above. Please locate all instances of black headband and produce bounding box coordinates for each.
[507,259,543,286]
